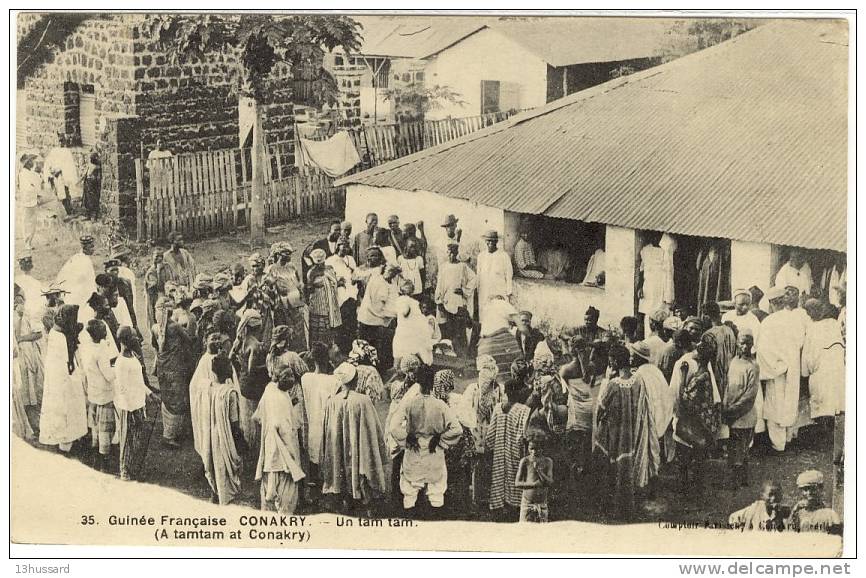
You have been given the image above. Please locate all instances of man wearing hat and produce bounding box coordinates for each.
[723,289,762,343]
[434,240,476,357]
[163,232,197,289]
[476,230,513,323]
[789,470,841,533]
[56,235,98,308]
[39,282,69,333]
[756,285,807,452]
[17,153,42,249]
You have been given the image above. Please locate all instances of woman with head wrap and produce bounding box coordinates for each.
[384,354,425,510]
[670,333,721,495]
[592,342,660,519]
[150,296,194,448]
[39,304,88,451]
[459,354,504,509]
[392,279,434,366]
[347,339,385,403]
[433,369,476,517]
[524,341,570,513]
[320,361,389,516]
[266,243,308,352]
[267,325,311,474]
[253,365,306,514]
[306,248,342,348]
[231,308,270,453]
[190,333,241,490]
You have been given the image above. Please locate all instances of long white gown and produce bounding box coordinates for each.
[39,330,88,447]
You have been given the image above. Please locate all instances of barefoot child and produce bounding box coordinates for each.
[515,436,554,522]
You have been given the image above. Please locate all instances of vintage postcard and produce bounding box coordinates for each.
[9,9,852,558]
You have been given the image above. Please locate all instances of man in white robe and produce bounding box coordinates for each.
[476,230,513,322]
[56,235,97,307]
[389,366,463,513]
[774,249,813,301]
[722,289,763,343]
[802,300,845,420]
[44,135,81,215]
[756,286,807,452]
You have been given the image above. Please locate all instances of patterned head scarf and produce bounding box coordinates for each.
[348,339,379,367]
[248,252,265,267]
[433,370,455,402]
[236,308,263,337]
[531,341,557,377]
[212,272,233,291]
[310,248,327,264]
[399,353,422,375]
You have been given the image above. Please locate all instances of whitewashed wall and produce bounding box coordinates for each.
[345,185,641,334]
[424,28,548,120]
[344,184,505,262]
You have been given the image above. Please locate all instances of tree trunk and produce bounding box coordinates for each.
[249,98,266,246]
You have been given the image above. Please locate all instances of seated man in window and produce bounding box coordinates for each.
[538,243,572,282]
[514,226,546,279]
[581,249,606,287]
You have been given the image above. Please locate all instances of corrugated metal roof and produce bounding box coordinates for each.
[488,17,677,66]
[354,15,487,59]
[337,20,849,252]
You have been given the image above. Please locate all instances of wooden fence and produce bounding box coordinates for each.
[135,149,344,242]
[133,111,518,242]
[345,110,518,167]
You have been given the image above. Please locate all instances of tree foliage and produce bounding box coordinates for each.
[383,82,466,122]
[17,13,89,88]
[145,14,362,105]
[659,18,761,62]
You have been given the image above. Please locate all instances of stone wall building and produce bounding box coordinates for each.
[18,13,300,226]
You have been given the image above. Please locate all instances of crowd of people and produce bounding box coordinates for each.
[11,212,845,532]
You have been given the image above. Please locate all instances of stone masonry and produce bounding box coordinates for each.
[20,13,299,227]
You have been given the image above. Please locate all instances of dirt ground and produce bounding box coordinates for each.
[14,210,842,527]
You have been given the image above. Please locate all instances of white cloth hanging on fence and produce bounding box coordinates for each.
[298,131,361,177]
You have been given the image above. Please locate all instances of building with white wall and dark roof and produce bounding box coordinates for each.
[336,20,848,334]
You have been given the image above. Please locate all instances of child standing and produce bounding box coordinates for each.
[514,436,554,523]
[114,326,156,481]
[723,330,760,486]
